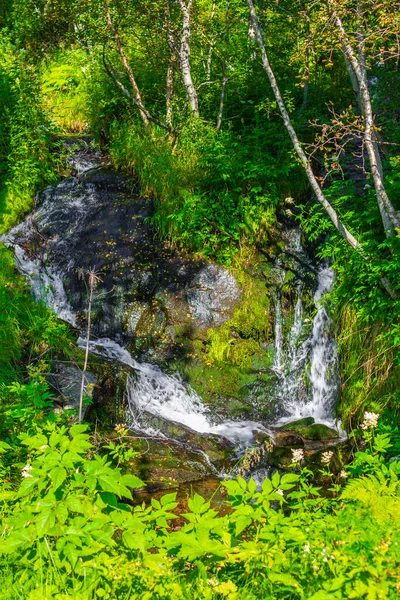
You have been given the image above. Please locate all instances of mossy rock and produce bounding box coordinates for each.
[299,424,339,441]
[281,417,315,431]
[267,445,302,469]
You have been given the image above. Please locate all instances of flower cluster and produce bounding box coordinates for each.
[321,450,334,465]
[114,423,128,436]
[360,411,379,430]
[291,448,304,464]
[21,465,33,478]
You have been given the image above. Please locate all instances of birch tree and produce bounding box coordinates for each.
[246,0,362,251]
[327,0,400,236]
[177,0,199,115]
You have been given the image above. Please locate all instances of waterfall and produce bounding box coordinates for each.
[273,293,284,371]
[80,337,271,448]
[308,268,339,418]
[273,266,340,426]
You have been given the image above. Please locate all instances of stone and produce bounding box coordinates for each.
[280,417,315,431]
[299,424,340,441]
[49,361,97,412]
[186,264,241,328]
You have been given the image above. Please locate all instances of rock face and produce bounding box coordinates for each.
[49,362,97,412]
[187,265,241,328]
[1,156,241,363]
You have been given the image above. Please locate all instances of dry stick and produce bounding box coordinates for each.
[78,270,96,424]
[246,0,361,251]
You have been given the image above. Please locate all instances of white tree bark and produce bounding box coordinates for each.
[330,6,400,234]
[246,0,362,251]
[165,2,177,128]
[104,1,151,132]
[178,0,199,115]
[217,0,229,130]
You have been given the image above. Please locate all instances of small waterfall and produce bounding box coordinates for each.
[80,337,271,448]
[273,293,284,371]
[308,268,338,418]
[274,266,339,426]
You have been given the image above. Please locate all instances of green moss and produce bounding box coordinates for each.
[182,360,256,403]
[299,424,340,441]
[281,417,315,431]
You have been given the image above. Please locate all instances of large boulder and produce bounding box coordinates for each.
[186,265,241,328]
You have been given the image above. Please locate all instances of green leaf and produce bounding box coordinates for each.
[55,503,69,525]
[50,466,67,491]
[161,492,177,506]
[121,473,144,489]
[268,572,300,589]
[35,509,56,537]
[69,424,89,436]
[272,471,280,488]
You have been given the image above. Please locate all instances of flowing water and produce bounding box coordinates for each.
[81,336,271,449]
[1,148,342,469]
[273,266,340,427]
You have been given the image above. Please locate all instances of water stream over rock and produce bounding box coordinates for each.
[1,142,344,486]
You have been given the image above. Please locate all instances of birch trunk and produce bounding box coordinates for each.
[165,2,176,128]
[330,7,400,234]
[246,0,361,251]
[217,0,229,130]
[104,1,151,131]
[178,0,199,115]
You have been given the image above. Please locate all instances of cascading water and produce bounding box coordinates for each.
[1,143,343,485]
[273,265,340,426]
[81,337,271,449]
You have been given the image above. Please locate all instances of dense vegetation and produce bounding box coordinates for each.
[0,0,399,598]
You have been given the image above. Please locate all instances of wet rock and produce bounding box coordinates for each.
[186,265,241,328]
[2,165,244,367]
[129,411,235,468]
[299,424,340,441]
[49,361,97,412]
[267,445,301,469]
[281,417,315,431]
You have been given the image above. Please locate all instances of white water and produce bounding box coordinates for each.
[273,294,284,372]
[5,239,77,326]
[2,176,341,450]
[80,337,271,447]
[273,266,340,428]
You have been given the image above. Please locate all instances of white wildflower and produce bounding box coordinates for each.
[40,444,48,452]
[208,578,219,587]
[321,451,334,465]
[276,489,284,496]
[304,544,311,553]
[360,411,379,430]
[291,448,304,463]
[21,465,33,478]
[339,469,348,479]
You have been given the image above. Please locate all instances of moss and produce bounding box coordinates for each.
[181,359,257,403]
[281,417,315,431]
[299,424,340,441]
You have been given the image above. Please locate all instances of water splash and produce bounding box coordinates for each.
[273,293,284,372]
[80,337,271,448]
[273,266,340,426]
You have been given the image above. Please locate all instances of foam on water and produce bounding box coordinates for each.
[272,265,341,430]
[80,337,271,447]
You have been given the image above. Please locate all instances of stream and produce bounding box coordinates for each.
[1,142,345,488]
